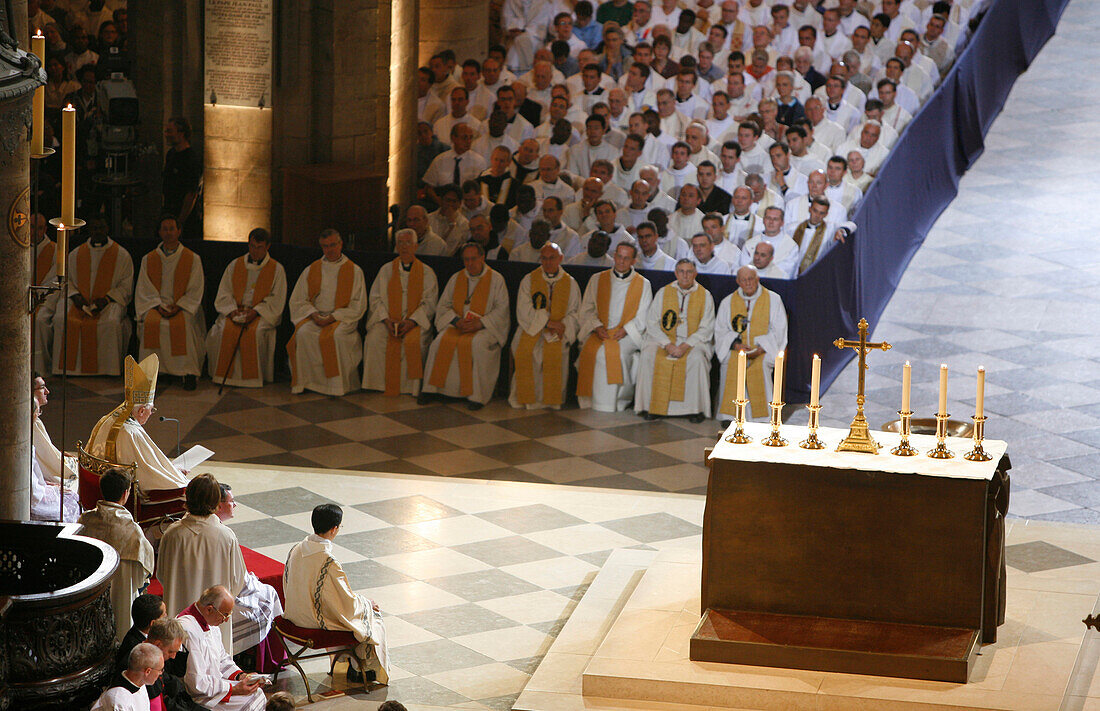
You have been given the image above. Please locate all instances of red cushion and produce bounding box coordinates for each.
[274,616,358,649]
[146,546,284,603]
[78,465,102,512]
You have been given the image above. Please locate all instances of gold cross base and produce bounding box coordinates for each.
[836,410,880,454]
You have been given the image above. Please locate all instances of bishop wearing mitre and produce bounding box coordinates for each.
[362,228,438,396]
[420,242,510,410]
[288,229,367,395]
[88,354,190,492]
[205,228,287,388]
[575,242,653,412]
[715,265,788,422]
[53,220,134,376]
[509,242,580,409]
[634,259,715,422]
[135,216,205,389]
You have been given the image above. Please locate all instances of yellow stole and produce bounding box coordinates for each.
[143,247,195,356]
[65,241,120,373]
[213,256,278,381]
[649,285,706,416]
[427,267,495,397]
[576,271,645,397]
[288,259,355,385]
[718,289,771,418]
[514,269,572,406]
[384,258,425,396]
[792,219,827,275]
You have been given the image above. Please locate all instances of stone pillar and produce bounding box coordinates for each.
[389,0,419,208]
[203,107,273,241]
[0,1,41,520]
[419,0,489,64]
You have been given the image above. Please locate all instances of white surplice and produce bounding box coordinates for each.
[135,246,206,376]
[90,678,150,711]
[634,283,716,417]
[33,239,60,375]
[177,613,265,711]
[33,417,73,484]
[204,255,288,388]
[53,239,134,376]
[158,514,247,653]
[30,445,80,522]
[362,259,439,395]
[508,269,581,409]
[78,501,155,643]
[575,269,653,412]
[714,287,788,420]
[283,534,390,684]
[421,268,511,405]
[88,416,189,492]
[287,256,367,396]
[231,572,283,653]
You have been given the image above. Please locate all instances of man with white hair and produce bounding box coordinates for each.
[510,243,581,409]
[405,205,449,256]
[362,229,439,396]
[837,119,889,175]
[784,169,845,224]
[91,642,163,711]
[639,165,678,213]
[745,172,783,217]
[684,123,719,167]
[740,206,800,277]
[714,265,787,423]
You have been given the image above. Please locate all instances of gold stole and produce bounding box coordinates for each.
[514,269,572,406]
[576,271,645,397]
[213,257,278,381]
[649,285,706,416]
[728,20,746,52]
[792,219,827,275]
[143,247,195,356]
[384,259,425,396]
[35,240,55,285]
[718,289,771,418]
[288,259,355,385]
[65,241,120,373]
[427,267,495,397]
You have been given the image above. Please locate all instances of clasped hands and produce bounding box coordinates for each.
[663,341,691,358]
[70,294,110,315]
[734,342,764,360]
[383,317,417,337]
[594,325,627,341]
[453,313,483,334]
[309,311,337,327]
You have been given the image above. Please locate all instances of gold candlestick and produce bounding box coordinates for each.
[964,415,992,461]
[799,404,824,449]
[927,412,954,459]
[761,401,787,447]
[724,398,752,444]
[891,410,917,456]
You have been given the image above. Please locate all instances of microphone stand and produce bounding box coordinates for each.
[160,415,181,458]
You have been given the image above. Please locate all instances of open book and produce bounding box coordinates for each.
[173,445,215,472]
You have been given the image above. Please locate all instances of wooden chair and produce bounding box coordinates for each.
[270,616,370,702]
[76,442,186,527]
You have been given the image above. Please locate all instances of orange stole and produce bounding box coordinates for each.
[35,240,55,285]
[213,257,278,381]
[575,272,645,397]
[143,248,196,356]
[384,259,425,396]
[288,259,355,385]
[514,270,572,406]
[427,268,494,398]
[648,285,706,416]
[64,242,120,372]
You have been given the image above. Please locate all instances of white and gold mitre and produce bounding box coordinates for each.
[125,354,159,407]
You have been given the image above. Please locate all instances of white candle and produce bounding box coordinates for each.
[976,366,985,418]
[810,354,821,407]
[56,226,67,279]
[773,351,784,405]
[31,32,45,155]
[61,105,76,225]
[902,361,911,412]
[736,349,746,402]
[938,364,948,416]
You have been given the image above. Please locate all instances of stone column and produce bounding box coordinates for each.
[0,1,41,520]
[203,106,273,241]
[419,0,489,64]
[389,0,419,208]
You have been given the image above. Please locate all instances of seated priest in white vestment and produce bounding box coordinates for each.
[206,228,288,389]
[362,229,439,396]
[420,242,511,410]
[287,229,367,396]
[31,214,59,374]
[215,483,283,653]
[90,642,161,711]
[634,260,715,422]
[159,475,247,654]
[88,354,190,493]
[714,265,788,423]
[136,217,205,390]
[284,504,390,685]
[509,243,581,410]
[32,374,74,484]
[53,221,134,376]
[575,242,653,412]
[31,399,80,522]
[78,468,155,644]
[176,586,267,711]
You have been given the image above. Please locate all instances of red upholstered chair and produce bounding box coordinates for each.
[271,616,369,702]
[76,442,186,528]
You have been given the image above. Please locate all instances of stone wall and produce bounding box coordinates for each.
[203,106,273,241]
[419,0,489,64]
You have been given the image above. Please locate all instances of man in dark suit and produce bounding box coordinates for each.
[115,593,165,674]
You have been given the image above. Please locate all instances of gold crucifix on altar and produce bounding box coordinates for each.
[834,318,891,453]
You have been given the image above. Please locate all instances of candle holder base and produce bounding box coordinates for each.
[49,217,86,230]
[724,428,752,444]
[799,404,825,449]
[891,409,917,456]
[761,401,787,447]
[927,442,954,459]
[891,441,919,456]
[927,413,954,459]
[723,399,752,444]
[964,415,992,461]
[31,147,56,160]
